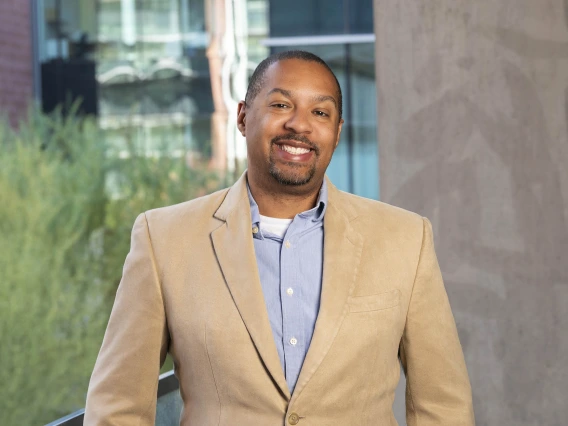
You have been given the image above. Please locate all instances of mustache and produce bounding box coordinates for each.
[271,134,319,154]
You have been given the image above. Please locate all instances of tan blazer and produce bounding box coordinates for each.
[85,173,474,426]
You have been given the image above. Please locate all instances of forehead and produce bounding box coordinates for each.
[261,59,338,99]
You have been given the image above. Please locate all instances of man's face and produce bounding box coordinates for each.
[237,59,343,190]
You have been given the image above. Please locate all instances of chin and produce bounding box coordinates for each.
[269,165,316,186]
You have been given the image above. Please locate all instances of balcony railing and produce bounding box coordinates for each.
[45,370,181,426]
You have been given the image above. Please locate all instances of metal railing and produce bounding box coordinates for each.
[45,370,180,426]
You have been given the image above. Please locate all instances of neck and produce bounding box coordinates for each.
[247,174,323,219]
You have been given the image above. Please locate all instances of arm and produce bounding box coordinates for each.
[84,213,169,425]
[400,218,475,426]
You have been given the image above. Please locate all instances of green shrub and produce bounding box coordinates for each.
[0,108,222,425]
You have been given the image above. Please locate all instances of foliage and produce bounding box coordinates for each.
[0,108,221,425]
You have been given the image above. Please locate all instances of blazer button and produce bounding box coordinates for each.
[288,412,300,425]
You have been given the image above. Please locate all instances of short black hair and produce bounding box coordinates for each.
[244,50,343,119]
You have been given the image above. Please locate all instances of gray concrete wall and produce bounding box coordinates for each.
[373,2,568,425]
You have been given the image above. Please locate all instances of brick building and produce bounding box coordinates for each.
[0,0,33,127]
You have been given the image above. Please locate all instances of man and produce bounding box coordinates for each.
[85,51,475,425]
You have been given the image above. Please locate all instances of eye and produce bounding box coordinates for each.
[313,110,329,117]
[271,103,289,109]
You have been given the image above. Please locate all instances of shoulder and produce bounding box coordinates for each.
[332,190,425,242]
[335,190,423,225]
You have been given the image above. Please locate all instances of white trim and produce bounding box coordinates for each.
[261,33,375,47]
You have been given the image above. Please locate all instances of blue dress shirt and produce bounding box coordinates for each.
[247,181,327,393]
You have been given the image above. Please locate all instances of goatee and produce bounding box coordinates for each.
[268,160,316,186]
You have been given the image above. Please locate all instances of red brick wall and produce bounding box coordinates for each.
[0,0,33,127]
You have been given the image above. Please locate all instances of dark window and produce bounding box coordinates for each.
[269,0,373,37]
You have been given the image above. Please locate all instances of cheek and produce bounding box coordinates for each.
[246,123,273,159]
[250,115,274,139]
[318,130,340,157]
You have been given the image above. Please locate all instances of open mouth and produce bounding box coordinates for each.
[278,144,311,155]
[272,138,317,163]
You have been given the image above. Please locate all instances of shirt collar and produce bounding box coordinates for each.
[247,179,328,232]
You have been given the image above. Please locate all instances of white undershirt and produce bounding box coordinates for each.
[259,214,292,238]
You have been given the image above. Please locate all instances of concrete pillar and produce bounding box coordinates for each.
[373,1,568,425]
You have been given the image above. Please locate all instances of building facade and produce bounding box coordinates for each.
[0,0,34,127]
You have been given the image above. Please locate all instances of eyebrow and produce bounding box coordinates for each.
[266,87,338,109]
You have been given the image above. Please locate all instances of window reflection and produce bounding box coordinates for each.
[96,0,212,160]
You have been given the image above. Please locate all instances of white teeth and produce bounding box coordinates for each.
[280,144,310,155]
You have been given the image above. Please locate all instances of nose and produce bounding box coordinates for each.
[283,108,312,134]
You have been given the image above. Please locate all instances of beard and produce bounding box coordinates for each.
[267,134,319,186]
[268,158,317,186]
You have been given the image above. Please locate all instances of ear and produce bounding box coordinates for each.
[334,118,344,149]
[237,101,247,136]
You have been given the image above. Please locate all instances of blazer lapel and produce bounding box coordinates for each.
[291,181,363,403]
[211,174,291,400]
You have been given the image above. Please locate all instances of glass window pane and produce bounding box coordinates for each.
[268,0,373,37]
[349,43,379,199]
[269,0,344,37]
[96,0,212,159]
[348,0,374,34]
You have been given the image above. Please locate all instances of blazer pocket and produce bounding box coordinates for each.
[347,289,400,313]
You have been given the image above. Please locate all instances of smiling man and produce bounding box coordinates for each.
[85,51,475,426]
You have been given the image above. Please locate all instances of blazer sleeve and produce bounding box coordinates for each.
[399,217,475,426]
[84,213,169,425]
